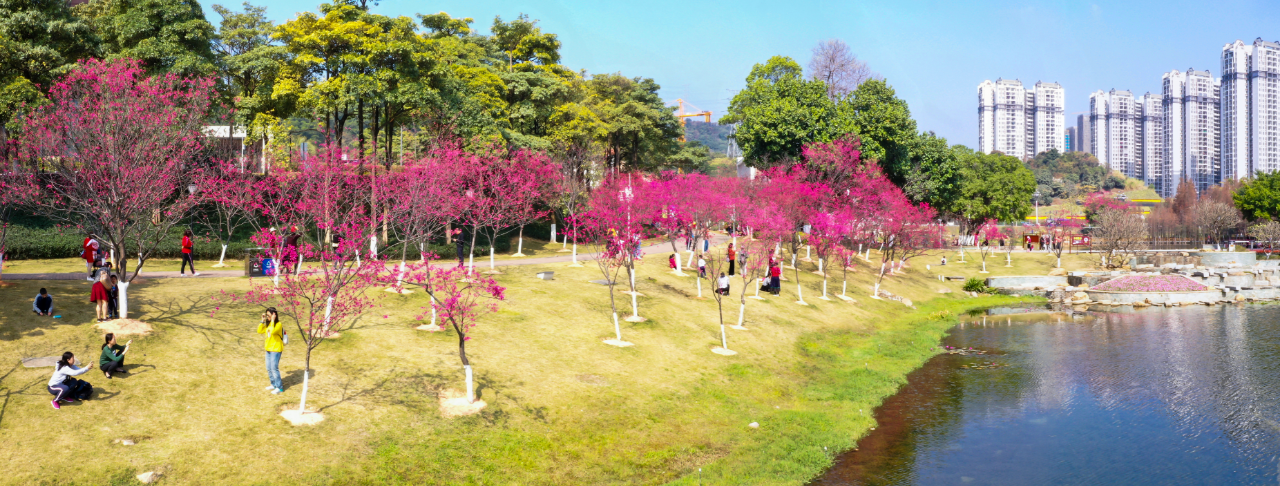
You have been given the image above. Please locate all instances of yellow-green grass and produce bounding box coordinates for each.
[0,247,1082,484]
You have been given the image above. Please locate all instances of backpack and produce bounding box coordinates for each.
[63,377,94,400]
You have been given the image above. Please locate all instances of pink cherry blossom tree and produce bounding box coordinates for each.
[753,166,830,305]
[583,174,647,345]
[193,162,260,267]
[398,262,505,404]
[872,198,940,298]
[222,223,384,418]
[1046,216,1083,268]
[20,59,215,319]
[974,219,1005,274]
[504,150,561,257]
[807,207,850,300]
[380,153,456,291]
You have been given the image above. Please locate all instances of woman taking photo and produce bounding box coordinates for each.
[257,307,286,394]
[99,333,130,378]
[48,352,92,409]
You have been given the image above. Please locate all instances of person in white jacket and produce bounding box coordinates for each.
[48,352,92,409]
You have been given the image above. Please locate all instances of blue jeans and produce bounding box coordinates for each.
[265,351,282,390]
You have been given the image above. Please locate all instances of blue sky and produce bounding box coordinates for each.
[206,0,1280,150]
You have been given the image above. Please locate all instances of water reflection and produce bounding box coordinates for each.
[813,305,1280,485]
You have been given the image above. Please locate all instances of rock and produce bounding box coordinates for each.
[137,472,161,484]
[1078,283,1090,290]
[1099,300,1114,306]
[1229,271,1248,276]
[937,288,952,294]
[1180,252,1190,257]
[1236,295,1247,302]
[1073,292,1089,300]
[748,422,759,429]
[1048,268,1068,276]
[1133,301,1149,307]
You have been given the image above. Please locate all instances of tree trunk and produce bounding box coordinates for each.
[458,331,473,402]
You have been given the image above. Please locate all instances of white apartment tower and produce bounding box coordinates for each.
[1090,89,1137,178]
[1221,39,1280,180]
[1136,93,1165,192]
[1162,68,1221,198]
[978,79,1065,159]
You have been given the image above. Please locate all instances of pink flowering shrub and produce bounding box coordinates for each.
[1092,275,1208,292]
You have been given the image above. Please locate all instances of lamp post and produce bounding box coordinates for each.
[1033,189,1042,221]
[187,183,198,196]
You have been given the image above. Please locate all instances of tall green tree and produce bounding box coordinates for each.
[954,148,1035,230]
[75,0,218,77]
[212,2,291,140]
[1234,171,1280,221]
[903,131,961,215]
[721,56,842,168]
[585,73,681,171]
[0,0,99,163]
[842,79,916,185]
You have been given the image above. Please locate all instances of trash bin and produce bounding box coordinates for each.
[245,248,270,277]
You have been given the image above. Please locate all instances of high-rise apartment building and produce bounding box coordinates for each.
[1090,89,1138,178]
[1221,38,1280,180]
[1077,114,1092,156]
[978,79,1065,159]
[1065,126,1076,151]
[1136,93,1165,192]
[1162,68,1221,197]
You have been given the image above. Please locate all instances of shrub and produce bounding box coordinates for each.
[962,277,989,293]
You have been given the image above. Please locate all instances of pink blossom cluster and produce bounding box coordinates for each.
[1092,275,1208,292]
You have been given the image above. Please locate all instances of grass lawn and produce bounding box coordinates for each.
[0,243,1087,485]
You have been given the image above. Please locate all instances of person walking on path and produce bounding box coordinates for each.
[698,256,707,278]
[90,273,110,322]
[727,244,737,276]
[33,288,54,316]
[99,333,130,379]
[82,234,99,281]
[257,307,286,394]
[453,228,466,268]
[282,226,301,274]
[180,229,200,276]
[48,352,91,409]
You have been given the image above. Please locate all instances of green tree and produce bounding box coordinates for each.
[721,56,841,168]
[954,148,1035,230]
[1234,171,1280,221]
[585,73,681,171]
[489,14,560,70]
[841,79,916,185]
[0,0,99,163]
[212,2,291,141]
[903,131,960,215]
[75,0,217,77]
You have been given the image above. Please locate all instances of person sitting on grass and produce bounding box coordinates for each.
[716,272,730,295]
[33,288,53,316]
[48,352,91,410]
[99,333,130,379]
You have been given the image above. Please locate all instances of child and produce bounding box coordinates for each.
[698,256,707,278]
[33,288,53,316]
[669,254,677,270]
[107,275,120,319]
[940,256,948,266]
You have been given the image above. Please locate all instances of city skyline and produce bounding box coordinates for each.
[205,0,1280,152]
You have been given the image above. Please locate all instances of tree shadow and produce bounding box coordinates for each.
[0,280,103,341]
[109,364,157,378]
[282,369,317,389]
[132,292,251,353]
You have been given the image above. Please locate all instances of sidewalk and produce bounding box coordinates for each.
[1,236,732,281]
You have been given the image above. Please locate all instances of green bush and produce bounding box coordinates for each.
[962,277,990,293]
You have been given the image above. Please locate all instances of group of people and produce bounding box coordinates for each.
[47,333,131,409]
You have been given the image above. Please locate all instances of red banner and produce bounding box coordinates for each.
[1070,234,1091,246]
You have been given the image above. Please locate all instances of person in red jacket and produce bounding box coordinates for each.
[82,234,99,281]
[180,229,200,276]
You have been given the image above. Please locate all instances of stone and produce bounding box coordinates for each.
[137,472,161,484]
[1077,283,1090,290]
[1047,268,1068,276]
[1236,295,1247,302]
[1073,292,1089,300]
[1180,252,1190,257]
[748,422,759,429]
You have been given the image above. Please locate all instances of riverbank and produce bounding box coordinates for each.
[0,248,1066,484]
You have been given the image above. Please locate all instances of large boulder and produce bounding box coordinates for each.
[1048,268,1068,276]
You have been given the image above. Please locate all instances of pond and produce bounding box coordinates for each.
[812,304,1280,485]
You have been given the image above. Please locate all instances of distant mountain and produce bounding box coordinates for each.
[683,120,733,155]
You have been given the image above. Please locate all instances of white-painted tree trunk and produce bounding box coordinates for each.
[370,236,377,257]
[298,369,309,411]
[841,280,847,298]
[674,252,683,271]
[790,253,796,268]
[613,312,622,341]
[464,364,475,402]
[1057,256,1062,268]
[489,247,495,271]
[630,269,640,318]
[118,282,130,319]
[468,252,474,274]
[217,245,228,266]
[1005,252,1011,267]
[571,243,578,264]
[686,249,695,269]
[873,281,880,298]
[720,322,728,350]
[516,236,524,256]
[981,260,987,273]
[430,304,437,327]
[419,243,425,263]
[796,281,804,304]
[806,246,811,259]
[550,224,557,245]
[696,277,702,298]
[396,261,406,288]
[562,234,568,249]
[818,258,824,274]
[822,280,828,299]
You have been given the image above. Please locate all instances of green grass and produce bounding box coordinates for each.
[0,243,1081,485]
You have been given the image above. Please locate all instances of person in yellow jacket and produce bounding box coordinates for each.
[257,307,287,394]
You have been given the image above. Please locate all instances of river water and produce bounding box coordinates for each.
[813,304,1280,485]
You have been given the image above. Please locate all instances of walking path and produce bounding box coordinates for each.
[1,235,734,281]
